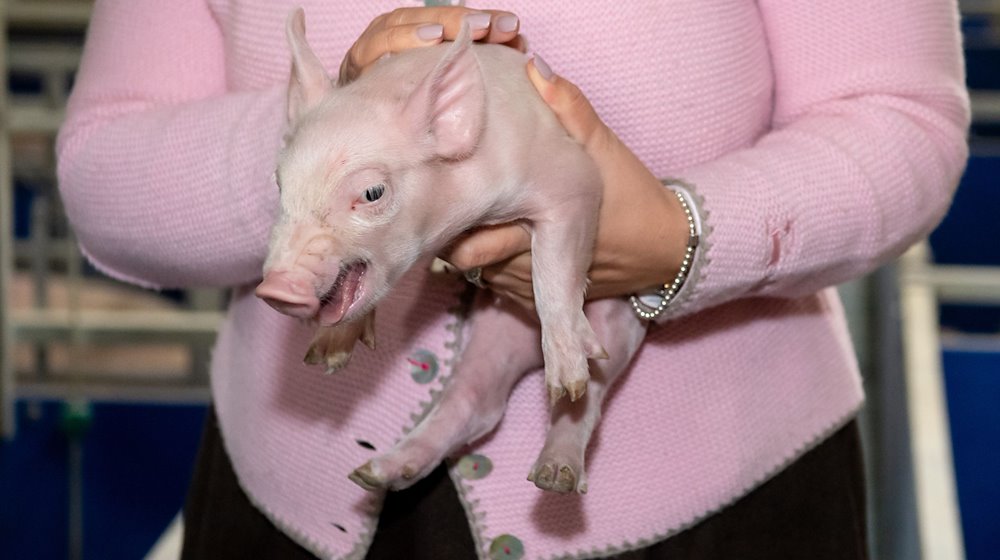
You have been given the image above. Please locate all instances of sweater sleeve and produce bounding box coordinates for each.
[56,0,287,289]
[663,0,970,319]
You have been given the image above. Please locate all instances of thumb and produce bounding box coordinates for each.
[526,55,609,151]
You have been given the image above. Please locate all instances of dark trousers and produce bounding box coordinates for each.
[182,408,868,559]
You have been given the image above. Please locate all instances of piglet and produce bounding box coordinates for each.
[255,8,648,494]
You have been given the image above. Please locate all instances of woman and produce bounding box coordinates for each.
[57,1,969,558]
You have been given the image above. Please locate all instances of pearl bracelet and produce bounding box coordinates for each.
[629,189,699,321]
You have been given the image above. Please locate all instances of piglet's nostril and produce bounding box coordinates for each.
[255,274,320,318]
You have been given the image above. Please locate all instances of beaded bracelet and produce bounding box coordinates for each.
[629,189,699,321]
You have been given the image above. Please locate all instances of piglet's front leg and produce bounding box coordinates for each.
[303,311,376,374]
[529,209,608,405]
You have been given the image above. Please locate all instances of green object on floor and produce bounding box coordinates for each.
[59,400,92,439]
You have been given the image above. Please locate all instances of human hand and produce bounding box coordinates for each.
[338,6,522,85]
[441,57,691,309]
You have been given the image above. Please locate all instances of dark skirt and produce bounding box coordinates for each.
[181,407,868,559]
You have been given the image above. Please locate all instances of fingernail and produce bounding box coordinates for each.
[417,23,444,41]
[532,54,555,81]
[496,15,519,33]
[465,13,492,31]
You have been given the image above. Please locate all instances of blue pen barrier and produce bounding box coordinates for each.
[942,347,1000,560]
[930,154,1000,332]
[928,143,1000,559]
[0,401,207,560]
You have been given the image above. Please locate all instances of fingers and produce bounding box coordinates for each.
[526,56,611,153]
[432,253,535,309]
[383,7,519,41]
[503,34,528,53]
[340,21,447,84]
[341,8,520,84]
[443,223,530,271]
[438,224,535,308]
[480,255,535,302]
[496,290,536,312]
[485,13,521,44]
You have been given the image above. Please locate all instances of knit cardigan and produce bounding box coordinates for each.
[57,1,969,558]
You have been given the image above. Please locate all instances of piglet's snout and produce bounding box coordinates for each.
[256,271,320,319]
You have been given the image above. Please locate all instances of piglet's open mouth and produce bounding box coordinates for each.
[317,261,367,325]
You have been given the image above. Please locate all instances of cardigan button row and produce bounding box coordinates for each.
[406,348,520,558]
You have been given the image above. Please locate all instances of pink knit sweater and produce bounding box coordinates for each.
[57,1,969,558]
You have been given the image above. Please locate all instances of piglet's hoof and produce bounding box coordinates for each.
[528,462,588,494]
[303,316,376,374]
[348,461,383,491]
[304,343,353,374]
[349,460,421,492]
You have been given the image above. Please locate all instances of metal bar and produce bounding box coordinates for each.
[14,238,74,266]
[6,1,93,28]
[901,263,1000,304]
[960,0,1000,16]
[8,103,66,134]
[1,0,17,439]
[8,41,82,72]
[970,91,1000,125]
[187,289,224,385]
[66,233,83,334]
[31,194,50,378]
[12,308,223,343]
[870,264,922,559]
[898,242,967,560]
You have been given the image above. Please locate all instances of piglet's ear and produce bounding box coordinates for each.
[404,23,486,159]
[285,8,333,123]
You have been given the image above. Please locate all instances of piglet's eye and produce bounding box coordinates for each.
[363,183,386,202]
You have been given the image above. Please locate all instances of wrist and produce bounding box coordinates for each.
[630,182,701,321]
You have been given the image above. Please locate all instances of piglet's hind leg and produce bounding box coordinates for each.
[529,298,645,493]
[350,296,542,491]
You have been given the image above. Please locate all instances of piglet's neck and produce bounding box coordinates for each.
[419,156,528,255]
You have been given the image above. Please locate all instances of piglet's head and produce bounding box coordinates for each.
[256,8,486,327]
